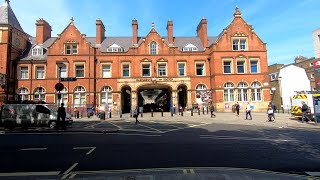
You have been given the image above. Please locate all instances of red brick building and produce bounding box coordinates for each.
[0,1,270,113]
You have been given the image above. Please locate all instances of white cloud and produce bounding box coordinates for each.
[10,0,71,36]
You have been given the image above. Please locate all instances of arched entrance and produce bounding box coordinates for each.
[121,85,131,113]
[137,84,172,112]
[177,84,187,108]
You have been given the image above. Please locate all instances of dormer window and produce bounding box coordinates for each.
[32,46,43,56]
[182,43,198,52]
[107,44,124,52]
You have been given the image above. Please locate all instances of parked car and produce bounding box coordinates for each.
[0,101,73,129]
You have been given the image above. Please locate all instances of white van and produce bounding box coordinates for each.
[0,102,73,129]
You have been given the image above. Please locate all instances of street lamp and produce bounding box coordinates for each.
[278,76,283,113]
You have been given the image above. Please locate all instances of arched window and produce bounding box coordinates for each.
[101,86,112,108]
[251,82,262,101]
[56,87,68,106]
[150,41,157,55]
[196,84,207,103]
[18,88,29,101]
[34,87,46,101]
[237,82,248,102]
[74,86,85,107]
[224,82,235,102]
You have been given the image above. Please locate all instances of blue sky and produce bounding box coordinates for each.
[9,0,319,65]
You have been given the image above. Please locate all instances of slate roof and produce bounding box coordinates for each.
[0,1,24,32]
[20,37,57,61]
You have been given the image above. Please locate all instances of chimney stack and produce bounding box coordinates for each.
[132,19,138,45]
[36,18,52,44]
[196,18,208,48]
[167,19,173,45]
[96,19,105,44]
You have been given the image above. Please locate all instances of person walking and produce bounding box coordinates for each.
[134,106,140,124]
[245,102,252,120]
[57,103,66,129]
[267,104,274,122]
[301,101,308,123]
[210,103,216,118]
[235,102,240,117]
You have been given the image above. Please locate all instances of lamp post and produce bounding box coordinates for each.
[278,76,283,113]
[207,57,213,105]
[57,62,64,106]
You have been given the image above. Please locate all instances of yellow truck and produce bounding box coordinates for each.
[291,91,320,120]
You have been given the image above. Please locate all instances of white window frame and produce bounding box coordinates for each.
[56,88,68,106]
[20,66,29,79]
[18,88,29,101]
[150,41,157,55]
[141,63,151,77]
[32,48,43,56]
[101,64,111,78]
[34,87,46,101]
[57,64,68,78]
[122,63,130,78]
[195,63,205,76]
[223,59,232,74]
[232,38,247,51]
[236,60,246,74]
[237,82,248,102]
[177,62,186,76]
[251,82,262,102]
[157,63,167,77]
[224,82,235,102]
[250,59,259,73]
[35,66,45,79]
[73,86,86,107]
[75,64,85,78]
[65,44,78,55]
[101,86,112,108]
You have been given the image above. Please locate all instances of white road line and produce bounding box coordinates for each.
[305,171,320,176]
[199,135,297,142]
[73,147,96,155]
[147,120,182,128]
[122,128,162,133]
[69,173,77,179]
[110,132,162,137]
[106,121,123,130]
[137,124,163,133]
[20,148,47,151]
[63,163,78,175]
[0,171,60,177]
[86,147,96,155]
[190,169,195,174]
[162,123,209,133]
[61,174,69,179]
[84,122,104,129]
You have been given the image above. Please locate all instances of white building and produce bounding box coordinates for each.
[313,28,320,59]
[278,64,311,110]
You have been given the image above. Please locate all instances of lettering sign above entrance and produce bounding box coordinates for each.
[136,78,174,82]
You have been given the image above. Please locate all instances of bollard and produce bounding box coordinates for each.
[171,110,173,117]
[207,107,209,114]
[109,111,111,118]
[202,107,204,115]
[141,112,143,117]
[120,114,122,118]
[161,109,164,117]
[181,109,183,116]
[191,109,193,116]
[198,109,200,115]
[130,110,132,118]
[151,109,153,117]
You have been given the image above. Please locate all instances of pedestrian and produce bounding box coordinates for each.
[179,104,182,115]
[57,103,66,129]
[270,102,276,120]
[245,102,252,120]
[134,106,140,124]
[173,104,176,114]
[267,105,274,122]
[301,101,309,123]
[235,102,240,117]
[74,107,79,119]
[210,103,216,118]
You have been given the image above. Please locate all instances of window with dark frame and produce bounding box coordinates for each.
[223,61,231,73]
[196,64,204,76]
[142,64,151,77]
[75,65,84,77]
[122,64,130,77]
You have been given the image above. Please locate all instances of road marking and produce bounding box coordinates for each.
[190,169,195,174]
[63,163,78,175]
[69,173,76,179]
[306,171,320,176]
[84,122,104,129]
[20,148,47,151]
[137,124,163,133]
[199,135,297,142]
[73,147,96,155]
[0,131,5,134]
[110,132,162,137]
[61,174,70,179]
[147,120,182,128]
[162,123,209,133]
[0,171,60,177]
[122,129,163,133]
[182,169,187,174]
[106,121,124,130]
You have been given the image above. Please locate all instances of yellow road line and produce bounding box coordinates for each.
[63,163,78,175]
[0,171,60,177]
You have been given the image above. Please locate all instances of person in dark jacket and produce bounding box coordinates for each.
[57,103,66,129]
[134,106,140,124]
[210,103,216,118]
[235,102,240,117]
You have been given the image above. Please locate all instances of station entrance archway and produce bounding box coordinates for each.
[137,84,172,112]
[177,84,187,108]
[121,86,131,113]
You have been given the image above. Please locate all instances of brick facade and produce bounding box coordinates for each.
[0,4,271,113]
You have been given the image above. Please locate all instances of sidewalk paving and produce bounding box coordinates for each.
[74,111,320,130]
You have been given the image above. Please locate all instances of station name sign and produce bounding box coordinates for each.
[136,78,174,82]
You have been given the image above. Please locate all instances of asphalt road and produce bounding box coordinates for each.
[0,119,320,179]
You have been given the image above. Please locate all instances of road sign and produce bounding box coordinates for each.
[60,77,77,82]
[55,83,64,91]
